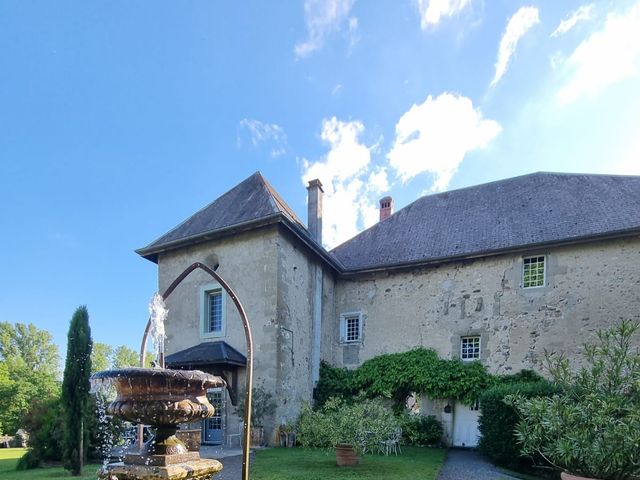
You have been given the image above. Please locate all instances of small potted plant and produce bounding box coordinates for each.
[235,385,276,447]
[278,422,296,447]
[507,321,640,480]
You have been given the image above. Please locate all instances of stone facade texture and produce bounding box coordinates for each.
[329,236,640,374]
[157,222,640,447]
[158,226,335,445]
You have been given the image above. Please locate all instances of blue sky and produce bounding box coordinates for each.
[1,0,639,359]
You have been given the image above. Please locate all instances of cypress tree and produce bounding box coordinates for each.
[61,306,92,476]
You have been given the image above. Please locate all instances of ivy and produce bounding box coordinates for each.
[314,361,356,407]
[317,347,496,409]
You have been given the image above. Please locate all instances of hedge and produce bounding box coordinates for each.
[478,380,558,469]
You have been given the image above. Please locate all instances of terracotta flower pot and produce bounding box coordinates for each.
[250,426,264,446]
[561,471,601,480]
[335,443,359,466]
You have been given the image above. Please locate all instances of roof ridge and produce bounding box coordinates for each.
[258,173,306,228]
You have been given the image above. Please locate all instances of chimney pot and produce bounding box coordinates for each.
[379,196,393,221]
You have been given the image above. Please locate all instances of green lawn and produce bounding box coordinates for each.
[0,448,102,480]
[252,446,446,480]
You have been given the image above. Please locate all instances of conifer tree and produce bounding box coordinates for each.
[61,306,92,476]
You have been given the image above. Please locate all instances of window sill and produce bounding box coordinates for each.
[200,331,225,339]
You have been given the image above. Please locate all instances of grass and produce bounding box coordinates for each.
[0,448,102,480]
[251,446,446,480]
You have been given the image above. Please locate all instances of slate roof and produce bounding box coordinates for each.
[136,171,316,263]
[331,172,640,272]
[165,341,247,368]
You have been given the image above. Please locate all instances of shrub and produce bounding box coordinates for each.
[478,380,558,469]
[507,320,640,480]
[297,397,399,454]
[18,397,65,468]
[398,413,443,446]
[296,401,335,448]
[235,385,276,427]
[314,362,355,407]
[16,450,41,470]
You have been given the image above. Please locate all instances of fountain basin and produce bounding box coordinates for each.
[93,367,225,426]
[92,367,226,461]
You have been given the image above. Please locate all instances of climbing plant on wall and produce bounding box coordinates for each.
[316,347,495,409]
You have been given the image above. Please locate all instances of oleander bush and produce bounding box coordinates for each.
[507,320,640,480]
[297,397,399,454]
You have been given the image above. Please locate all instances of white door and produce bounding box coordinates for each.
[452,401,480,447]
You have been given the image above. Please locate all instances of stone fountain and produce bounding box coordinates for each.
[93,261,254,480]
[92,367,226,480]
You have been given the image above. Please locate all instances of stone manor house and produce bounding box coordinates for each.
[136,171,640,448]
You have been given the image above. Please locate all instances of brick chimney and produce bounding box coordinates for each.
[307,179,323,243]
[379,196,393,221]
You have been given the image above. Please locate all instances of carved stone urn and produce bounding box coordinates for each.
[91,367,226,479]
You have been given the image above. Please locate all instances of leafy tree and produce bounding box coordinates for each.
[113,345,138,368]
[112,345,154,368]
[0,322,60,435]
[61,306,92,476]
[0,322,60,376]
[91,342,113,374]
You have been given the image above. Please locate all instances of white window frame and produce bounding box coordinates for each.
[200,283,226,339]
[460,336,481,361]
[522,255,546,289]
[339,311,362,344]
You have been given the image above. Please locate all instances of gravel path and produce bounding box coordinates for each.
[437,449,519,480]
[215,454,243,480]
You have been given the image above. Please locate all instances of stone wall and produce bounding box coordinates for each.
[157,225,336,446]
[331,236,640,374]
[158,227,280,445]
[274,227,335,432]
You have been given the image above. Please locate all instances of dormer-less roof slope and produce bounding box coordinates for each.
[136,171,324,264]
[331,172,640,272]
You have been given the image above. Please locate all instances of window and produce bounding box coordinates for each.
[200,283,225,338]
[460,336,480,361]
[523,255,545,288]
[340,312,362,343]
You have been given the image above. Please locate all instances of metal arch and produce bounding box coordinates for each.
[139,262,254,480]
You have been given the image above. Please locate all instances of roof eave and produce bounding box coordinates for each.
[135,212,344,272]
[340,228,640,276]
[277,217,344,273]
[135,213,284,263]
[167,359,247,368]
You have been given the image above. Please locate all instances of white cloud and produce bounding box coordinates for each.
[416,0,472,29]
[557,1,640,104]
[387,92,501,191]
[611,133,640,175]
[295,0,357,59]
[491,6,540,86]
[238,119,287,158]
[367,168,389,194]
[551,4,594,37]
[302,117,381,248]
